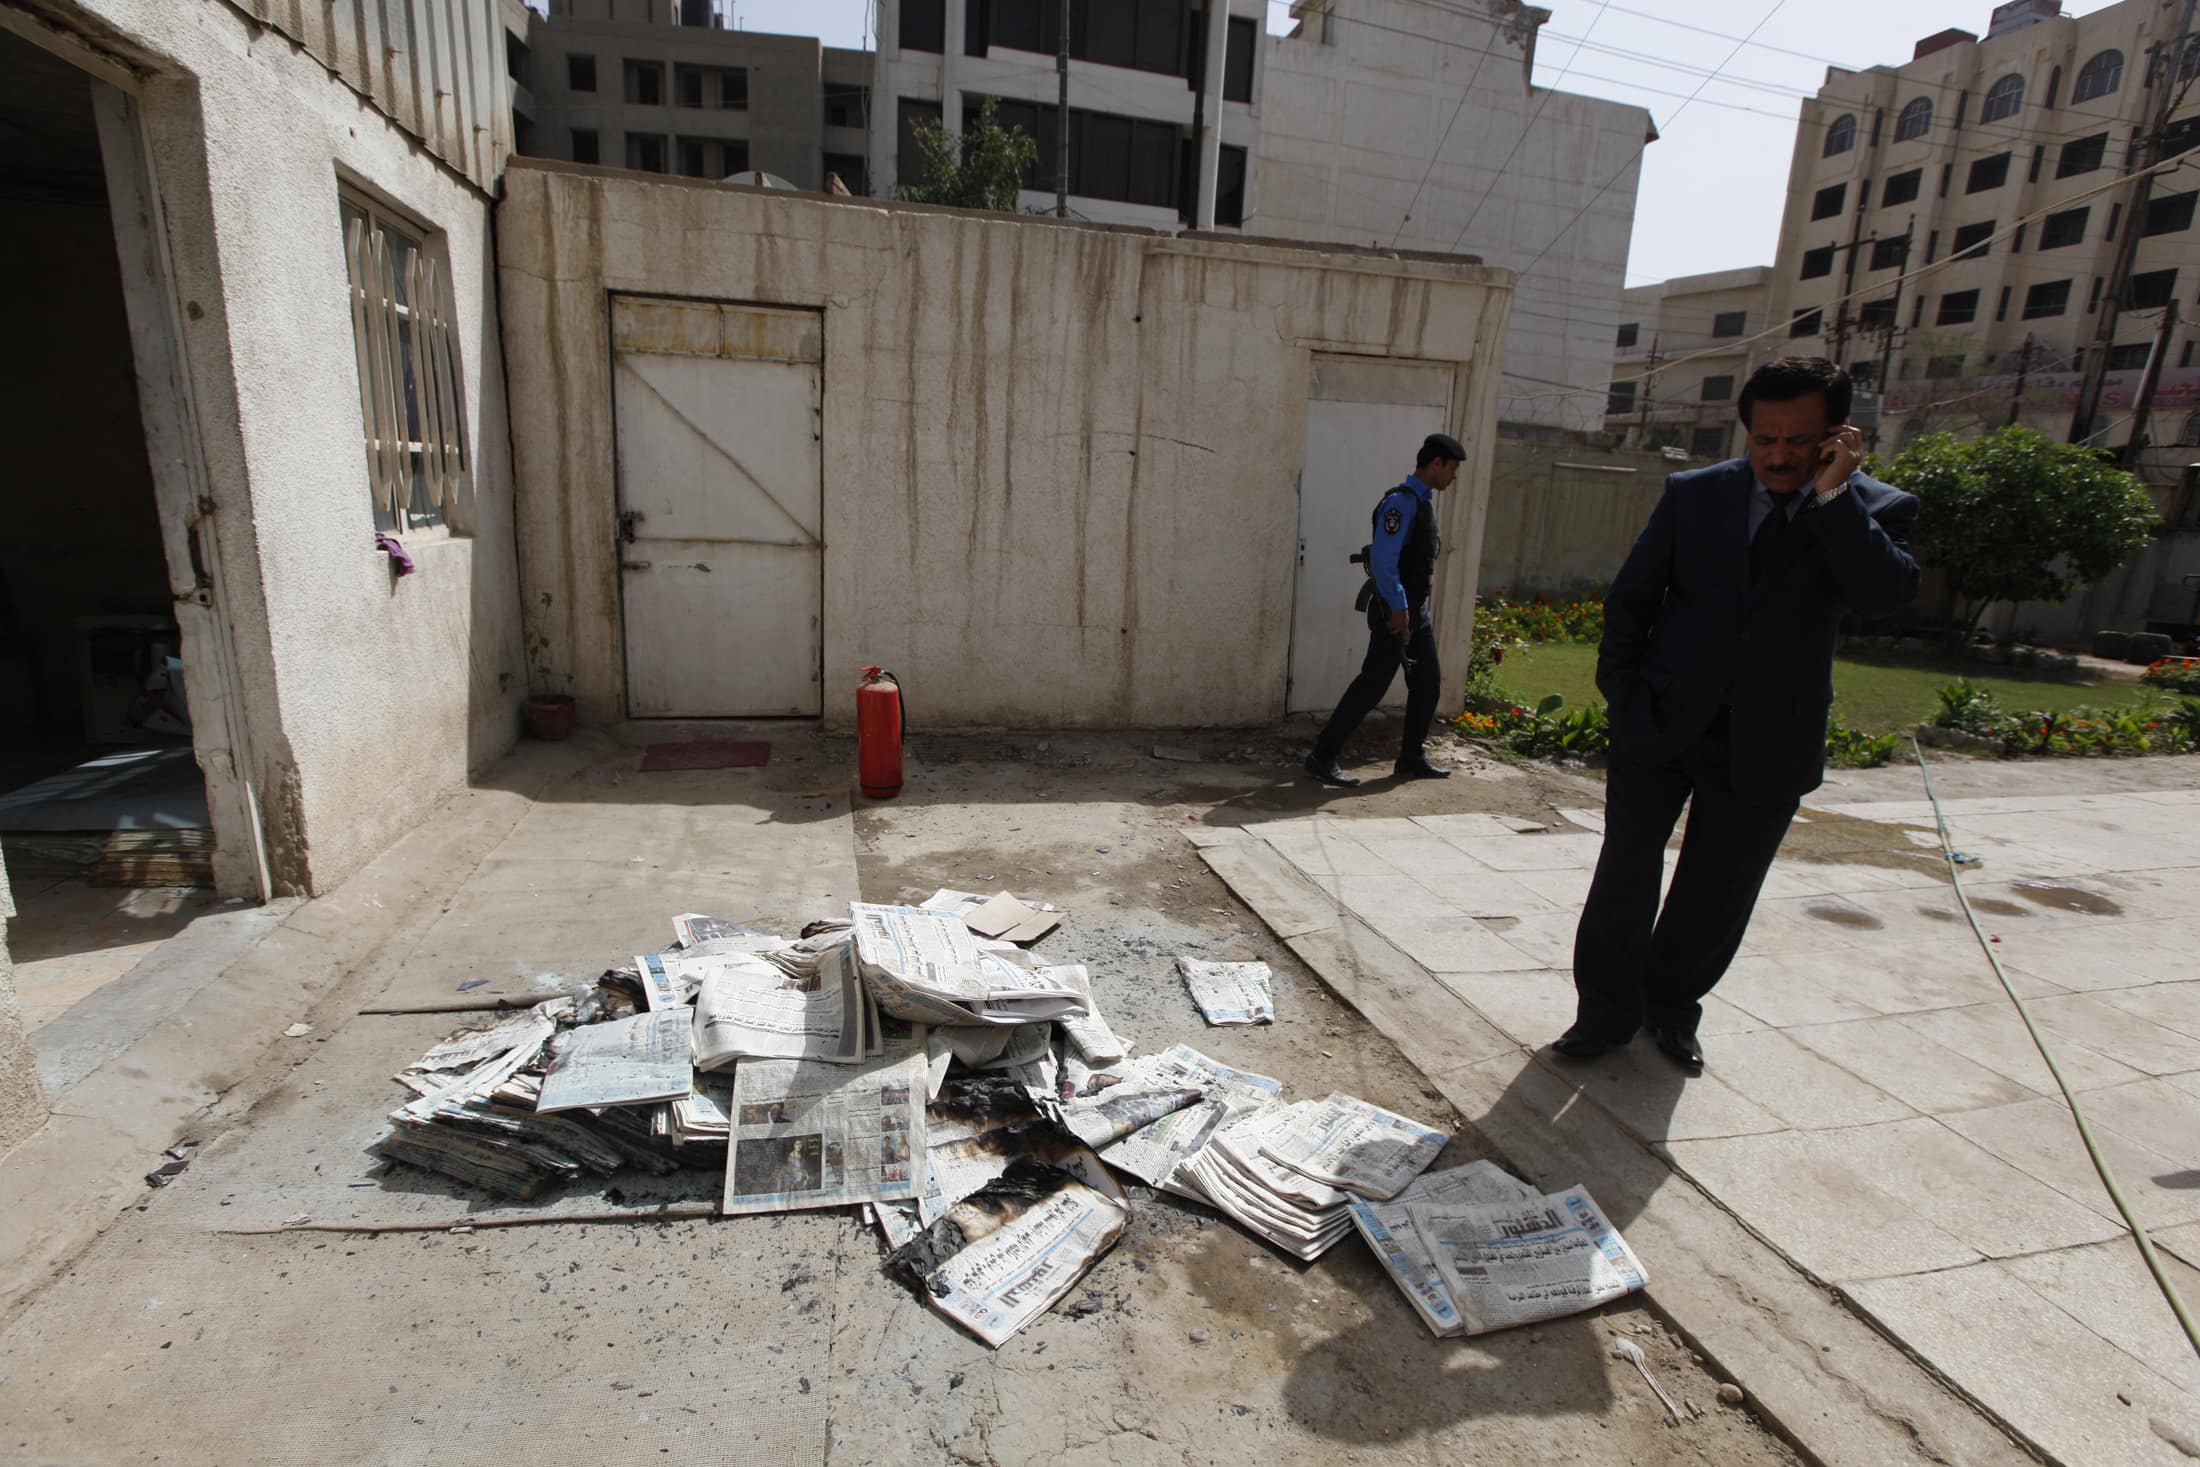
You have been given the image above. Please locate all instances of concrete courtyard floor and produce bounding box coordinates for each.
[1203,747,2200,1467]
[0,719,2186,1464]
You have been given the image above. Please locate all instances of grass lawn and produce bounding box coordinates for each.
[1495,641,2161,733]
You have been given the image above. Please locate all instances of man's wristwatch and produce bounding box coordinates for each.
[1813,478,1851,508]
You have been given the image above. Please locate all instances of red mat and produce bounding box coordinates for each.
[638,740,772,772]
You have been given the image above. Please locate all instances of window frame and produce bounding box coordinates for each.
[1800,244,1836,279]
[1966,151,2011,193]
[1690,425,1729,459]
[1711,310,1746,338]
[1616,321,1640,349]
[1790,307,1823,339]
[1937,289,1979,325]
[2128,267,2179,310]
[1811,182,1846,221]
[1894,97,1933,142]
[2143,190,2197,238]
[2039,206,2089,250]
[567,53,596,93]
[1980,74,2025,124]
[338,189,469,539]
[1951,220,1994,261]
[2073,49,2123,105]
[1882,168,1922,207]
[1824,113,1857,158]
[2021,279,2072,320]
[1700,374,1735,403]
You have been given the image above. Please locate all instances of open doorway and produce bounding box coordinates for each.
[0,29,220,1035]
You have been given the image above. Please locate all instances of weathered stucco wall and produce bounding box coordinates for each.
[499,161,1512,728]
[1482,437,1671,598]
[42,0,528,894]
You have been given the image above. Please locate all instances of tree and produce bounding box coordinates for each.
[1887,425,2159,639]
[895,98,1039,213]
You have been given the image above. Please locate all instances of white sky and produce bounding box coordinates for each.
[703,1,2129,285]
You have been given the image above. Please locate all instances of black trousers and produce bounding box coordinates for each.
[1571,711,1798,1039]
[1314,606,1440,764]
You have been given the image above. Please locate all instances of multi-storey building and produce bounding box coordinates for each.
[1603,267,1775,460]
[516,0,873,192]
[867,1,1651,433]
[1768,0,2200,456]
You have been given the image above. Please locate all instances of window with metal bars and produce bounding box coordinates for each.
[1824,114,1856,157]
[1980,74,2024,123]
[339,195,468,536]
[2072,49,2122,104]
[1895,97,1932,142]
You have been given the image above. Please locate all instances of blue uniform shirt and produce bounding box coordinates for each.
[1369,475,1433,612]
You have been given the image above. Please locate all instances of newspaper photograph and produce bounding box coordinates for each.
[688,944,863,1069]
[887,1157,1129,1348]
[1078,1045,1282,1189]
[1177,959,1275,1026]
[1259,1093,1448,1200]
[1346,1161,1543,1337]
[632,951,686,1011]
[721,1047,929,1215]
[1408,1186,1648,1336]
[534,1007,695,1113]
[671,913,778,948]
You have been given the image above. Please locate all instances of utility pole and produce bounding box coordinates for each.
[2071,0,2199,443]
[1055,0,1070,218]
[2129,298,2182,460]
[1823,229,1889,367]
[2009,333,2034,426]
[1637,334,1660,447]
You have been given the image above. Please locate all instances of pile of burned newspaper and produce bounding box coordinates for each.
[374,890,1646,1346]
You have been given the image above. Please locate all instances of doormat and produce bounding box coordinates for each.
[638,740,772,773]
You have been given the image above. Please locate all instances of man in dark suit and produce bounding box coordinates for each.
[1556,358,1920,1069]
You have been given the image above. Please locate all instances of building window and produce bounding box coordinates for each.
[2105,342,2153,371]
[897,97,943,177]
[1883,168,1922,207]
[626,133,667,172]
[676,64,704,108]
[677,137,711,178]
[1711,310,1746,338]
[571,127,599,165]
[1606,380,1636,416]
[1790,307,1823,338]
[824,83,868,130]
[568,54,596,93]
[2057,132,2108,178]
[724,140,751,174]
[1691,426,1729,459]
[1811,183,1846,220]
[1927,353,1966,378]
[2040,206,2088,249]
[624,60,664,106]
[1225,16,1257,103]
[1937,289,1979,325]
[2128,268,2179,309]
[2072,49,2123,104]
[338,195,467,535]
[1951,221,1993,260]
[721,68,749,109]
[902,0,946,53]
[824,152,868,193]
[1800,244,1836,279]
[1895,97,1933,142]
[1824,113,1857,157]
[1870,235,1909,270]
[1701,374,1734,402]
[2163,114,2200,159]
[1616,322,1639,348]
[1966,152,2010,193]
[2143,190,2197,237]
[1858,297,1898,331]
[1980,74,2025,123]
[2022,279,2071,319]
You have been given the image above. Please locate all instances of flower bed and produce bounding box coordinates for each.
[2141,657,2200,696]
[1932,678,2198,757]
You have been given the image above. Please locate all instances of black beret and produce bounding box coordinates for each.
[1422,432,1467,462]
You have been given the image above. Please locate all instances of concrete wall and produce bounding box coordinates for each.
[1257,0,1653,435]
[1481,435,1669,598]
[499,160,1512,728]
[1606,267,1773,461]
[0,852,43,1161]
[32,0,528,894]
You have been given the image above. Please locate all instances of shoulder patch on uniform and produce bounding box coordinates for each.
[1383,506,1404,534]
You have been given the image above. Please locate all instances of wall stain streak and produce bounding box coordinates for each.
[901,218,924,574]
[969,227,993,584]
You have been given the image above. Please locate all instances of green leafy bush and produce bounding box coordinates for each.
[2140,658,2200,695]
[1473,594,1604,647]
[1826,719,1900,768]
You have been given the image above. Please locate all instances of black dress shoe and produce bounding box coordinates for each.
[1552,1024,1631,1060]
[1393,754,1452,780]
[1650,1025,1705,1069]
[1303,752,1361,787]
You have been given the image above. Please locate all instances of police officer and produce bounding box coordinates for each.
[1304,432,1466,787]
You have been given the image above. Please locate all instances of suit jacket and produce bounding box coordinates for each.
[1598,457,1921,805]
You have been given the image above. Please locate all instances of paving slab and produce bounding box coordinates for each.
[2025,993,2200,1076]
[1714,954,1897,1029]
[1999,1238,2200,1399]
[1898,1001,2149,1094]
[1432,832,1606,872]
[1425,967,1578,1046]
[1700,1028,1919,1130]
[1844,1261,2200,1467]
[1942,1097,2200,1232]
[1196,841,1343,940]
[1816,1117,2125,1260]
[1786,1015,2046,1114]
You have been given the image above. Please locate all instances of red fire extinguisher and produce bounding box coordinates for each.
[856,666,904,800]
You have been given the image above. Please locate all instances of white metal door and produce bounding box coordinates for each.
[613,297,823,717]
[1287,357,1456,713]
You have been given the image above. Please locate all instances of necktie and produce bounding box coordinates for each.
[1749,492,1799,584]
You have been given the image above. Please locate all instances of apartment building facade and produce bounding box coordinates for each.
[517,0,873,191]
[1603,267,1775,460]
[1768,0,2200,456]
